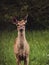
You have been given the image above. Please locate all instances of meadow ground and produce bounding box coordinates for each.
[0,30,49,65]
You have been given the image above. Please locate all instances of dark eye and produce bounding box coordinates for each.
[23,24,25,26]
[17,25,19,26]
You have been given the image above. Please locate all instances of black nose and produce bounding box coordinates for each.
[20,29,23,32]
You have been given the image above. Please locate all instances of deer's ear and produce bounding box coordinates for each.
[12,16,18,25]
[25,20,27,23]
[24,15,28,23]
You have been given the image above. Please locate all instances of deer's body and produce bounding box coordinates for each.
[14,32,29,61]
[13,18,29,65]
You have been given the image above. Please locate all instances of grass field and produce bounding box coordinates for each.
[0,30,49,65]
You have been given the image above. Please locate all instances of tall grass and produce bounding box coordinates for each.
[0,30,49,65]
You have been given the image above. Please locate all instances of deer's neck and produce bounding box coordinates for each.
[18,30,26,41]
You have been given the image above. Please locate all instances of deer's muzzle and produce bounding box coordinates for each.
[20,29,23,32]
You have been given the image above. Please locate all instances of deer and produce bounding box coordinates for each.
[12,15,30,65]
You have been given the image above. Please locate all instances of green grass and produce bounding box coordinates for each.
[0,30,49,65]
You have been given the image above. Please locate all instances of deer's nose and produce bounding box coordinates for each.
[20,29,23,32]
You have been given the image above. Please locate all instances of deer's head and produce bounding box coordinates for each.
[12,15,28,32]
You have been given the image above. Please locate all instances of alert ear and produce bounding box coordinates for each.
[25,20,27,23]
[24,14,28,23]
[12,16,18,25]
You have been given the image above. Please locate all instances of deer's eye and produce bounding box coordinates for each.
[17,25,19,26]
[23,23,25,26]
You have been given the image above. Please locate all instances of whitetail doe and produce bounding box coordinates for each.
[12,16,30,65]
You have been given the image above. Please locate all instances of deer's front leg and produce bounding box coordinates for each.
[24,57,29,65]
[16,57,21,65]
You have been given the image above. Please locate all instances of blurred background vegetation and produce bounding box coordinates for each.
[0,0,49,30]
